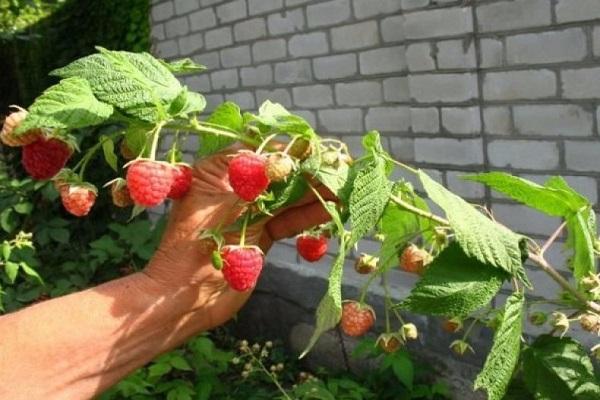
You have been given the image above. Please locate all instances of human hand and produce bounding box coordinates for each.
[143,148,334,329]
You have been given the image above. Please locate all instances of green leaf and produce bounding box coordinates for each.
[567,211,597,282]
[101,136,118,172]
[464,172,576,217]
[1,242,11,261]
[169,354,193,371]
[399,243,507,317]
[5,261,19,283]
[198,102,243,156]
[13,202,33,215]
[301,244,346,358]
[251,100,315,137]
[420,171,525,278]
[391,353,414,390]
[148,362,172,378]
[474,292,525,400]
[362,130,385,154]
[52,48,181,122]
[522,335,600,400]
[16,77,113,133]
[20,262,43,284]
[315,162,351,200]
[349,155,391,245]
[168,89,206,117]
[263,171,308,213]
[0,208,18,233]
[160,58,206,74]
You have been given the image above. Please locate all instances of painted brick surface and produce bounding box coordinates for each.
[151,0,600,393]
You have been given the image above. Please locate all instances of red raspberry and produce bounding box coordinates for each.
[399,244,431,275]
[22,137,72,180]
[60,185,97,217]
[167,164,193,199]
[296,233,328,262]
[126,160,175,207]
[228,152,270,202]
[221,245,264,291]
[340,301,375,337]
[1,109,41,147]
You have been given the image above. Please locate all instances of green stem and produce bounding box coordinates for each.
[383,273,392,332]
[240,212,250,247]
[149,121,166,161]
[390,194,450,226]
[384,155,419,175]
[175,119,261,147]
[461,318,478,342]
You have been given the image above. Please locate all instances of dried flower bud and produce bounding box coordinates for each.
[580,313,600,335]
[552,312,570,337]
[442,318,463,333]
[450,340,474,356]
[376,333,403,353]
[354,253,379,274]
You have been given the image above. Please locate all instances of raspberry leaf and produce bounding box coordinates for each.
[522,335,600,399]
[348,154,391,246]
[249,100,315,138]
[262,171,308,213]
[16,77,113,134]
[168,89,206,118]
[566,211,597,283]
[51,47,181,122]
[399,243,507,317]
[474,292,524,400]
[198,102,243,157]
[101,136,118,172]
[420,171,527,282]
[159,58,206,74]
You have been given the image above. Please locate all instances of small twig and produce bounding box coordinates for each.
[390,194,450,226]
[540,221,567,256]
[528,251,600,314]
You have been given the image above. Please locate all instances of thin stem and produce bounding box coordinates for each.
[359,271,379,304]
[283,136,298,154]
[528,251,600,314]
[182,119,261,147]
[382,273,392,332]
[256,133,278,154]
[540,221,567,256]
[390,194,450,226]
[239,212,250,247]
[248,351,292,400]
[384,155,419,175]
[461,318,479,341]
[149,122,166,161]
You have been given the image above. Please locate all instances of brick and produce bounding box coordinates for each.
[406,43,435,72]
[594,27,600,57]
[185,74,211,92]
[275,60,313,84]
[565,142,600,172]
[293,85,334,108]
[447,171,485,199]
[174,0,199,15]
[189,8,217,31]
[410,107,439,134]
[178,33,204,55]
[335,81,382,106]
[383,77,411,102]
[506,29,587,65]
[401,0,429,10]
[289,32,329,57]
[225,91,256,110]
[204,94,224,112]
[285,0,313,5]
[205,27,233,50]
[492,203,557,236]
[267,9,304,35]
[513,105,593,137]
[313,54,357,80]
[234,18,267,42]
[152,2,174,22]
[441,107,481,134]
[482,70,556,100]
[240,64,273,86]
[307,0,351,28]
[480,38,504,68]
[409,73,478,103]
[331,21,379,51]
[252,39,286,63]
[256,89,292,108]
[381,15,405,43]
[216,0,247,23]
[404,7,473,39]
[390,137,415,162]
[294,110,317,127]
[562,68,600,99]
[193,51,220,69]
[318,109,364,133]
[476,0,551,32]
[248,0,283,15]
[165,16,190,38]
[437,39,476,69]
[221,45,251,68]
[360,46,407,75]
[556,0,600,23]
[151,23,165,41]
[201,0,223,6]
[353,0,402,19]
[415,138,484,166]
[483,107,512,135]
[488,140,559,170]
[365,107,411,133]
[155,39,179,59]
[211,69,239,90]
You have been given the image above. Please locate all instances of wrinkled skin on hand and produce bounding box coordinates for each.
[144,148,334,329]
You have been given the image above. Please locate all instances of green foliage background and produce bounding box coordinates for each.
[0,0,150,111]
